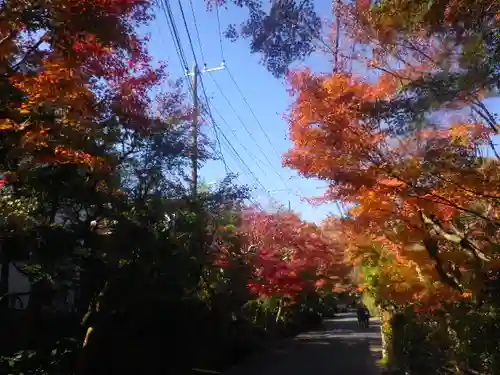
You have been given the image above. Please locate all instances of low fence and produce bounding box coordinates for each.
[2,288,79,312]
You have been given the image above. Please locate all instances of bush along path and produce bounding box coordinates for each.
[223,312,382,375]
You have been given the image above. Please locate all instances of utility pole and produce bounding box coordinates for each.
[190,63,199,199]
[186,62,225,199]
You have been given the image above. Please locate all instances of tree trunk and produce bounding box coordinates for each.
[379,307,395,369]
[77,282,110,375]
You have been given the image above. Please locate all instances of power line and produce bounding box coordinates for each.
[204,94,272,177]
[200,105,273,199]
[187,0,206,64]
[176,0,271,196]
[207,74,277,170]
[207,73,301,195]
[177,0,198,65]
[159,0,276,206]
[161,0,189,70]
[205,115,229,173]
[197,85,272,200]
[215,1,225,62]
[195,69,272,199]
[226,66,304,195]
[168,0,230,196]
[199,89,229,174]
[226,66,283,164]
[184,0,227,171]
[159,0,194,104]
[202,114,267,209]
[209,9,306,199]
[178,0,233,183]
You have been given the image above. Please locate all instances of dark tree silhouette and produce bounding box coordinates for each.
[218,0,321,77]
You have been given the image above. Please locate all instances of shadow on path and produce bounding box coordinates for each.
[223,312,382,375]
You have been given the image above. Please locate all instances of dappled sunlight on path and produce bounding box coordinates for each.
[223,312,382,375]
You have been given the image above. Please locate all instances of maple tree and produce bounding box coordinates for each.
[279,3,500,370]
[283,0,500,308]
[212,207,350,329]
[234,208,348,299]
[335,0,499,131]
[0,0,164,171]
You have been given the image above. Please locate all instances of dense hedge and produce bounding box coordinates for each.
[382,302,500,375]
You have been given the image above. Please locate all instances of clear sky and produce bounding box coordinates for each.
[144,0,340,223]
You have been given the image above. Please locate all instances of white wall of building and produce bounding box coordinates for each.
[0,263,31,309]
[0,262,77,311]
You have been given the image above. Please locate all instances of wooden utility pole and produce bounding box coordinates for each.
[186,62,225,199]
[190,63,199,199]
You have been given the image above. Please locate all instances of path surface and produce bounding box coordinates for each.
[224,312,382,375]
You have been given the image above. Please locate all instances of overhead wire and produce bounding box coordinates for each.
[199,93,272,203]
[188,0,206,64]
[163,0,228,174]
[208,76,279,171]
[161,0,279,207]
[210,4,304,198]
[200,109,271,206]
[224,66,306,197]
[179,0,276,202]
[180,0,233,174]
[160,0,228,174]
[160,0,189,71]
[215,1,225,62]
[177,0,198,65]
[206,99,273,177]
[199,86,230,174]
[199,80,277,203]
[206,6,278,173]
[226,67,280,155]
[207,73,304,197]
[184,0,229,173]
[199,83,275,201]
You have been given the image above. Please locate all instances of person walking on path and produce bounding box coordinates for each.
[363,307,371,328]
[357,304,370,329]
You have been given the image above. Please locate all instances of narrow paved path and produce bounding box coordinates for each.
[224,312,382,375]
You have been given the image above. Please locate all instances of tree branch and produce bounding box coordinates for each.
[420,210,491,262]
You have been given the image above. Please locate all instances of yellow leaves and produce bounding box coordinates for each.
[12,57,92,113]
[0,119,17,131]
[460,291,473,300]
[449,123,473,143]
[369,260,426,303]
[19,104,31,114]
[22,128,49,149]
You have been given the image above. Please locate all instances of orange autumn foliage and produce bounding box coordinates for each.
[0,0,163,172]
[285,65,500,305]
[282,0,500,309]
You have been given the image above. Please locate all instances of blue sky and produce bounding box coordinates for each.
[144,0,340,223]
